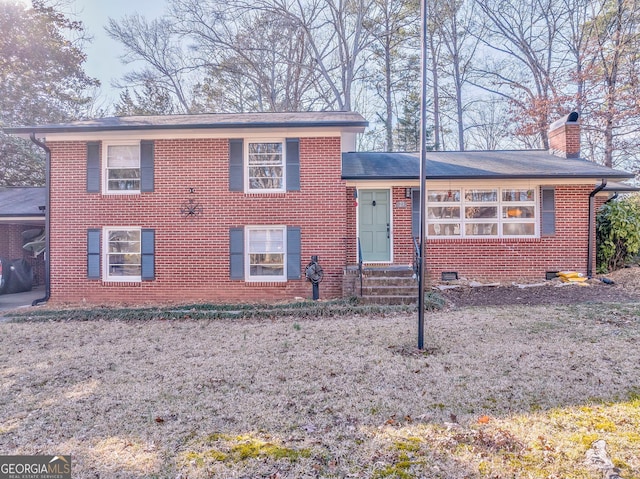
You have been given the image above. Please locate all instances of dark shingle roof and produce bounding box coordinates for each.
[4,111,368,135]
[0,187,45,217]
[342,150,633,180]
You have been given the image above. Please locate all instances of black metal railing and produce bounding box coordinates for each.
[357,237,364,296]
[413,236,421,283]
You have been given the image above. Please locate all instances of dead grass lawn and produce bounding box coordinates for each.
[1,303,639,478]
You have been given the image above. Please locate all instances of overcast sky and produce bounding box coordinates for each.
[69,0,169,105]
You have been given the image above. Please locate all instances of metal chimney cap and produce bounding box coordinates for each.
[549,111,579,131]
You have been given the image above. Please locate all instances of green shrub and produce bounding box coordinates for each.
[597,196,640,272]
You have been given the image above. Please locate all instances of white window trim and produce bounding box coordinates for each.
[244,139,286,193]
[103,141,141,194]
[427,186,538,239]
[102,226,142,282]
[245,225,287,282]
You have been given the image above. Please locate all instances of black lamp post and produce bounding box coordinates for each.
[417,0,429,350]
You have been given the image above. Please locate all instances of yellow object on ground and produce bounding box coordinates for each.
[556,271,588,283]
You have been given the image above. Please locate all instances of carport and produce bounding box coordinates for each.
[0,187,46,295]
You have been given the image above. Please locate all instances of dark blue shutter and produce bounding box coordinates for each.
[287,226,301,279]
[229,139,244,192]
[141,229,155,280]
[140,140,155,192]
[87,142,101,193]
[286,138,300,191]
[230,228,244,279]
[412,189,420,237]
[87,229,100,279]
[541,187,556,235]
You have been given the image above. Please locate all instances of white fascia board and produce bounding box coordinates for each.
[345,178,612,188]
[34,126,365,142]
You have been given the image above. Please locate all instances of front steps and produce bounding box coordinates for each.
[350,266,418,305]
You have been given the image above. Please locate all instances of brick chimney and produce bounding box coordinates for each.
[548,111,580,158]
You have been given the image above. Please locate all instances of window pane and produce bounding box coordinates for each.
[108,145,139,168]
[465,223,498,236]
[249,143,282,156]
[503,223,535,235]
[249,166,283,190]
[109,262,141,276]
[249,254,284,276]
[465,189,497,202]
[428,206,460,219]
[428,223,461,236]
[427,190,460,202]
[465,206,497,219]
[108,179,140,191]
[109,230,140,244]
[503,206,535,219]
[502,189,534,202]
[248,229,284,253]
[109,168,140,179]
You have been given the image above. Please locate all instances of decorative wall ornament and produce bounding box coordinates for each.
[180,188,203,219]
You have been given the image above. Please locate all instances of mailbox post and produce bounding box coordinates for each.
[305,255,324,300]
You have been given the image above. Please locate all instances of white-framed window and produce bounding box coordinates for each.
[245,226,286,281]
[103,227,141,282]
[501,188,536,236]
[104,142,141,193]
[426,187,537,238]
[246,141,285,192]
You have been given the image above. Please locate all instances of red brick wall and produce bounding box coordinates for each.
[47,137,346,305]
[350,184,597,283]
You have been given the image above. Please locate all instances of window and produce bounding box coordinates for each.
[427,189,462,236]
[501,189,536,236]
[541,187,556,235]
[105,143,140,192]
[246,226,286,281]
[104,227,141,281]
[464,189,498,236]
[247,141,285,191]
[424,187,537,238]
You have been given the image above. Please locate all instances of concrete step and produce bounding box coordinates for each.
[359,295,417,305]
[360,285,418,296]
[362,277,417,288]
[362,266,415,278]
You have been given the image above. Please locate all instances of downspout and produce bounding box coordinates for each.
[604,192,618,204]
[29,133,50,305]
[587,179,607,278]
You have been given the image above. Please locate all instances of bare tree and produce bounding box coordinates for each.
[363,0,420,150]
[465,98,511,150]
[232,0,375,112]
[430,0,483,150]
[471,0,576,149]
[170,0,320,112]
[580,0,640,167]
[106,14,195,113]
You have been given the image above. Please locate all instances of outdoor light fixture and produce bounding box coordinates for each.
[405,188,412,198]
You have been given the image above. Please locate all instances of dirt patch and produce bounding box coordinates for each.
[436,266,640,308]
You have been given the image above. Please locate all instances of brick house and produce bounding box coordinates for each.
[3,111,634,305]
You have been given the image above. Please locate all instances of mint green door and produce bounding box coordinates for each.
[359,189,390,262]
